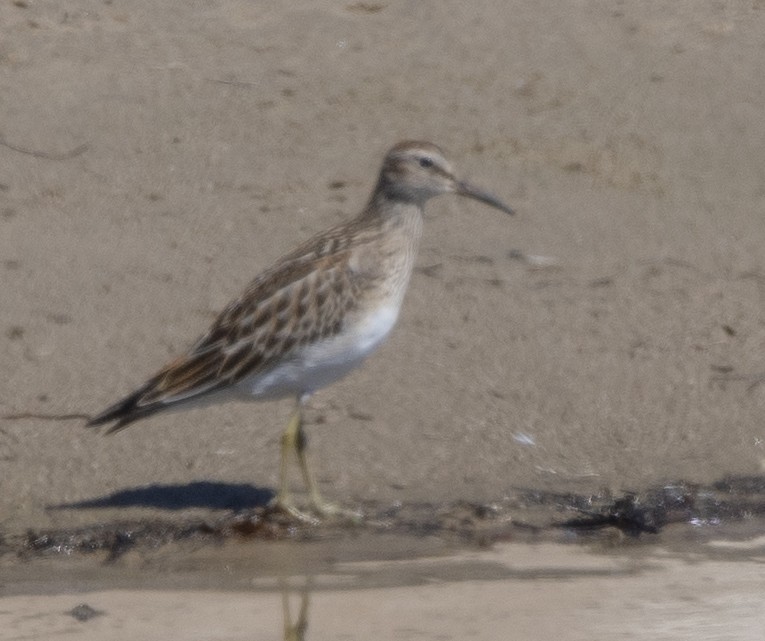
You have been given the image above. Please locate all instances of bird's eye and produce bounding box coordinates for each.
[418,156,434,169]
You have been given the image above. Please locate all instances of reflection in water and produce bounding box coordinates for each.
[281,578,311,641]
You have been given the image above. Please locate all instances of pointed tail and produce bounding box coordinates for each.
[87,386,163,434]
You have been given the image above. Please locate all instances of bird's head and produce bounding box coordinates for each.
[376,141,514,215]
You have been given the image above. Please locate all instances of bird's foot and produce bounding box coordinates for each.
[269,498,321,525]
[269,494,363,525]
[310,498,364,524]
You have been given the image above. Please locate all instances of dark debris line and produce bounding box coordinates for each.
[0,475,763,560]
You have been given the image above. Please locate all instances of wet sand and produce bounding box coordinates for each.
[3,481,765,640]
[1,1,765,638]
[3,536,765,640]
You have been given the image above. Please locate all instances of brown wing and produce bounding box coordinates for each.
[151,250,356,400]
[87,231,368,432]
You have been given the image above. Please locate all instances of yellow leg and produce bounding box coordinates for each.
[297,421,362,520]
[275,405,311,520]
[293,411,332,515]
[273,398,360,521]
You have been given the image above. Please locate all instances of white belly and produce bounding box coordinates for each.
[236,304,400,400]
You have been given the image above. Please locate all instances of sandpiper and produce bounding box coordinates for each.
[88,141,514,519]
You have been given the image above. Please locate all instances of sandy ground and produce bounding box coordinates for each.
[1,1,765,631]
[2,0,765,531]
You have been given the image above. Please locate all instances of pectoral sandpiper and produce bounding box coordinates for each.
[88,141,514,519]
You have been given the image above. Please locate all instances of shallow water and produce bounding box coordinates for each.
[2,481,764,640]
[2,525,764,641]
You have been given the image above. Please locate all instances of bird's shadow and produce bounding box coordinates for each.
[49,481,274,512]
